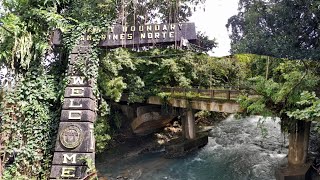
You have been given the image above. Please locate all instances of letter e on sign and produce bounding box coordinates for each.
[71,87,85,96]
[61,167,76,178]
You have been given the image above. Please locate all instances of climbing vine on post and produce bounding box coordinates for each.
[0,0,116,178]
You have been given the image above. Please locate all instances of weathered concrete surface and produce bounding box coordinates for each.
[275,162,312,180]
[274,121,312,180]
[136,105,161,117]
[183,110,196,139]
[165,132,208,158]
[147,96,241,113]
[52,152,95,165]
[120,105,136,120]
[131,112,175,135]
[288,121,311,166]
[50,165,88,179]
[60,110,96,122]
[50,42,96,180]
[67,76,94,87]
[55,122,95,152]
[62,98,96,111]
[64,87,95,99]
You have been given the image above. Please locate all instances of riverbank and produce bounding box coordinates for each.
[95,133,169,180]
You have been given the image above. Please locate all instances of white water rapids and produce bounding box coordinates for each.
[96,115,290,180]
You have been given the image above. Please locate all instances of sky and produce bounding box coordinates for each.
[190,0,239,57]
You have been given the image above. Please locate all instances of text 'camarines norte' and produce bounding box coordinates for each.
[81,23,184,41]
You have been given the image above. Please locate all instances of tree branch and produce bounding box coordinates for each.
[0,22,14,35]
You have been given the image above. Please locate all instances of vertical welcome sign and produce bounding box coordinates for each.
[50,43,96,179]
[50,22,197,179]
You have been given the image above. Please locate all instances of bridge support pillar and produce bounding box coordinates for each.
[183,109,196,139]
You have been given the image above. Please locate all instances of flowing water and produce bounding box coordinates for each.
[96,115,289,180]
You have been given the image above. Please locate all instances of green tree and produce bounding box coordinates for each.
[227,0,320,60]
[195,32,218,53]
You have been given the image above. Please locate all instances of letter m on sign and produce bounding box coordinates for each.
[63,154,77,164]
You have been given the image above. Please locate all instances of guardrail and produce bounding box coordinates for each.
[160,87,247,100]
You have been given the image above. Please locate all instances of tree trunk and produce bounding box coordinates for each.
[287,120,311,166]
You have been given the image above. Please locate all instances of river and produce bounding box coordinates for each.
[96,115,290,180]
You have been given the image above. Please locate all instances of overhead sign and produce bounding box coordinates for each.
[52,22,197,48]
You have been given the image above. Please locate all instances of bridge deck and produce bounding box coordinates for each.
[151,87,245,113]
[147,96,241,113]
[118,87,246,113]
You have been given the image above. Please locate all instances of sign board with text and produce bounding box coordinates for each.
[52,23,197,48]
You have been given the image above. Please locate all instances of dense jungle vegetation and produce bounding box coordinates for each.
[1,0,320,179]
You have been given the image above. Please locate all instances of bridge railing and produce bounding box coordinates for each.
[161,87,248,100]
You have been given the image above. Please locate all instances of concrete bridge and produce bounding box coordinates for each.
[117,87,246,138]
[114,87,247,157]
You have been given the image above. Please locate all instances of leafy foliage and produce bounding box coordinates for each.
[1,67,64,179]
[94,99,111,153]
[98,48,246,104]
[287,91,320,121]
[227,0,320,60]
[236,55,320,132]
